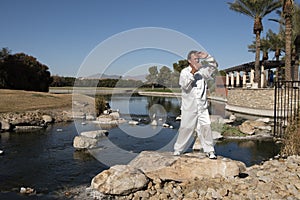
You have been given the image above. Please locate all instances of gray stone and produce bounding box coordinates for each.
[238,120,267,135]
[109,111,120,120]
[42,115,53,123]
[73,136,97,149]
[80,130,108,139]
[91,165,149,195]
[85,114,95,120]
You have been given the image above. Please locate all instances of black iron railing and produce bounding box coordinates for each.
[274,81,300,137]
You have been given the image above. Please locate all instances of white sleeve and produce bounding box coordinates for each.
[179,68,195,91]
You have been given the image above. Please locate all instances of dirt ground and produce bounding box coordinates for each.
[0,89,74,113]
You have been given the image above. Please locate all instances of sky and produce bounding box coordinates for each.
[1,0,300,78]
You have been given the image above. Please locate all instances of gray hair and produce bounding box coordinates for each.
[187,50,198,60]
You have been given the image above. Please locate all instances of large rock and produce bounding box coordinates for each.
[73,136,98,149]
[129,151,246,181]
[80,130,108,139]
[90,151,246,197]
[91,165,149,195]
[238,120,268,135]
[129,151,178,172]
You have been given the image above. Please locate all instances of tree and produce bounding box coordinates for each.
[283,0,294,81]
[0,47,11,60]
[269,2,300,80]
[157,66,172,89]
[228,0,282,87]
[170,71,180,88]
[266,29,285,61]
[145,66,158,90]
[248,36,271,61]
[0,52,51,92]
[173,59,189,74]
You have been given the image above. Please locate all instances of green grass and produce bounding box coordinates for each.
[211,122,246,137]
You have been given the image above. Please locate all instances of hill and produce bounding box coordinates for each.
[86,73,146,81]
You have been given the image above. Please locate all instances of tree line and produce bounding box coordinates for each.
[51,76,145,88]
[0,48,52,92]
[0,47,223,91]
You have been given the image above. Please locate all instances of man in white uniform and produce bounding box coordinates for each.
[173,50,218,159]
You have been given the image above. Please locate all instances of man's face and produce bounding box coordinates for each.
[188,53,200,69]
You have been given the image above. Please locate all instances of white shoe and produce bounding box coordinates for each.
[206,151,217,159]
[173,151,181,156]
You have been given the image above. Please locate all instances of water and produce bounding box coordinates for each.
[0,123,107,199]
[0,95,281,199]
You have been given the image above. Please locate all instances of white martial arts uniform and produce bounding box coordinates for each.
[174,55,217,154]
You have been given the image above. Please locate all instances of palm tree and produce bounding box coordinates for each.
[268,2,300,80]
[282,0,294,81]
[228,0,282,87]
[292,3,300,80]
[248,37,271,61]
[267,29,285,61]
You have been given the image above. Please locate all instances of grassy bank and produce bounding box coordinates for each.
[0,89,72,113]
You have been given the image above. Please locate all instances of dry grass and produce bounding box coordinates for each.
[0,89,73,113]
[280,116,300,156]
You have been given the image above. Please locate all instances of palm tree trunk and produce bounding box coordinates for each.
[255,31,261,87]
[275,49,280,61]
[285,16,292,81]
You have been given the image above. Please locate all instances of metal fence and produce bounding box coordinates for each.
[274,81,300,137]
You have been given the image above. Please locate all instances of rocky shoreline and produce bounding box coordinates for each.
[0,109,73,132]
[56,151,300,200]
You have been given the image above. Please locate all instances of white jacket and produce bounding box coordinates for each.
[179,66,208,113]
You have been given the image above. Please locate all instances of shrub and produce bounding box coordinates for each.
[280,115,300,156]
[211,122,245,137]
[95,95,106,116]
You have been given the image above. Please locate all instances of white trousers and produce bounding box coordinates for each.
[174,109,215,153]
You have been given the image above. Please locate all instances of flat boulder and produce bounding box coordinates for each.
[129,151,246,181]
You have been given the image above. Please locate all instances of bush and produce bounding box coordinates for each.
[95,95,106,116]
[280,115,300,156]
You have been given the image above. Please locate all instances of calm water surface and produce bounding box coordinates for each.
[0,95,281,199]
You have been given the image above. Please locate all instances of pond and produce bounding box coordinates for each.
[0,94,281,199]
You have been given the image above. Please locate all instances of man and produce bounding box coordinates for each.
[173,50,217,159]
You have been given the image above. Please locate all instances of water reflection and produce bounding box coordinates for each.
[215,139,281,166]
